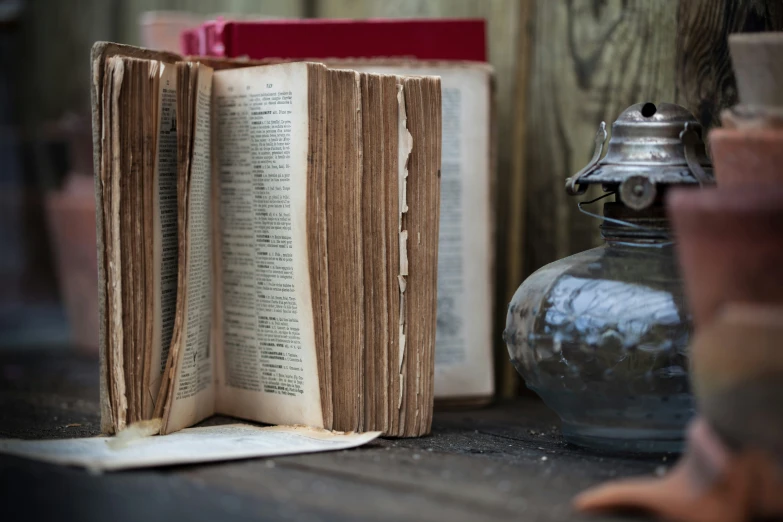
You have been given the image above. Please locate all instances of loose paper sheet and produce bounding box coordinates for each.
[0,424,380,471]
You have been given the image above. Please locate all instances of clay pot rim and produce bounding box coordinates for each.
[729,31,783,45]
[668,187,783,216]
[710,126,783,139]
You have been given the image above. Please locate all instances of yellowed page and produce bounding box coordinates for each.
[148,63,179,416]
[350,64,494,400]
[107,56,128,430]
[163,66,216,433]
[212,63,323,427]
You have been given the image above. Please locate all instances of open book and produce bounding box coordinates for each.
[91,42,441,437]
[193,56,496,406]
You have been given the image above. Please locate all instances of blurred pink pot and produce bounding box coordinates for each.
[45,174,98,352]
[668,187,783,328]
[710,127,783,186]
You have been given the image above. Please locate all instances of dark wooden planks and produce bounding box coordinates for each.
[0,350,101,439]
[176,399,660,522]
[1,456,281,522]
[0,349,660,522]
[177,454,515,522]
[497,0,536,397]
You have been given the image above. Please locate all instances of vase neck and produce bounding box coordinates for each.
[600,202,672,244]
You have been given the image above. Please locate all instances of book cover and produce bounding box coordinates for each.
[181,18,486,62]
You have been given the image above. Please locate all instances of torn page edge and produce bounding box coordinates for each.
[109,56,128,431]
[107,418,163,449]
[397,84,412,387]
[94,49,113,435]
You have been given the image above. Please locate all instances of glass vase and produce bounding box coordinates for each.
[504,203,694,453]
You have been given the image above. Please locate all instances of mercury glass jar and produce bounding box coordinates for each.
[504,103,713,453]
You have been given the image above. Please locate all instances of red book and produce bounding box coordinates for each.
[180,18,486,62]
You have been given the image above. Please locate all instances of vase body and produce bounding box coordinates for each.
[504,232,694,453]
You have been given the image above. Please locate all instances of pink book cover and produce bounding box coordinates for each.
[180,18,486,62]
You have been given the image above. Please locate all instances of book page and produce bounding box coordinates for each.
[213,63,323,427]
[148,63,179,415]
[164,66,216,433]
[349,64,494,399]
[0,425,380,471]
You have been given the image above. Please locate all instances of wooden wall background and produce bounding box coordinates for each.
[12,0,783,395]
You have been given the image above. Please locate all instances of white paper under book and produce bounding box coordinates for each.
[0,424,380,471]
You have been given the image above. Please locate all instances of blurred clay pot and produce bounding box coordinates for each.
[139,11,204,53]
[45,174,98,352]
[729,32,783,109]
[667,187,783,328]
[690,304,783,456]
[710,127,783,186]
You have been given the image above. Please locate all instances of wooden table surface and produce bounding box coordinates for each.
[0,348,663,521]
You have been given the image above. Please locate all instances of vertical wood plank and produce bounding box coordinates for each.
[523,0,679,275]
[207,0,305,17]
[674,0,783,130]
[497,0,534,396]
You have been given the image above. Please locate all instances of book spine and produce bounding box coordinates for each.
[203,19,227,57]
[180,28,198,55]
[179,19,487,61]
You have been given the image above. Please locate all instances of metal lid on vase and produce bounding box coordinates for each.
[566,102,714,210]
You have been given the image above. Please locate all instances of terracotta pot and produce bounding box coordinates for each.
[721,105,783,130]
[45,174,99,352]
[667,187,783,328]
[139,11,204,53]
[729,32,783,108]
[689,303,783,451]
[710,127,783,186]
